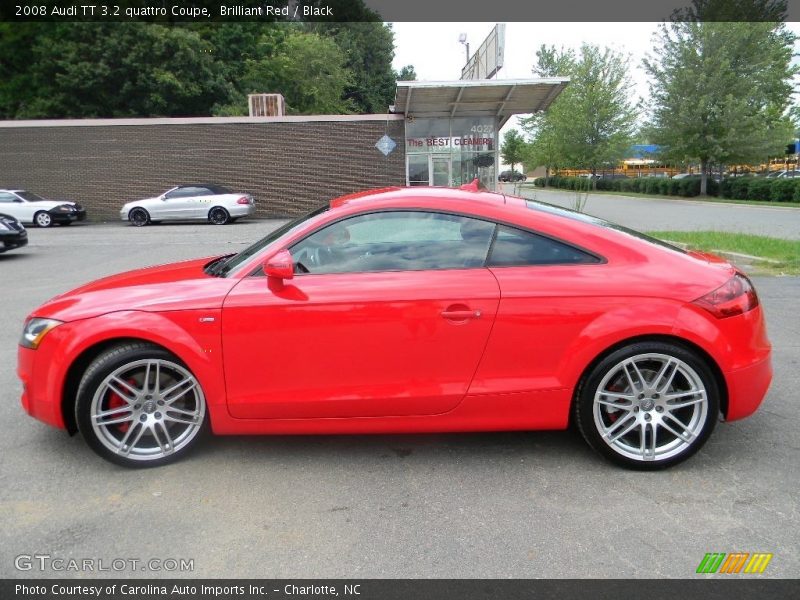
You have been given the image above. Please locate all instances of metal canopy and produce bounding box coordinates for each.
[393,78,569,127]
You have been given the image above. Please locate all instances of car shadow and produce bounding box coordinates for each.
[190,429,599,468]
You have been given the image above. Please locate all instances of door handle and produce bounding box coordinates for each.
[441,308,482,320]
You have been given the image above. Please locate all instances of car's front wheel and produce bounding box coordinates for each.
[75,343,207,468]
[129,208,150,227]
[34,211,52,228]
[575,341,719,470]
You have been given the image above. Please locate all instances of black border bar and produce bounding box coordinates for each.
[2,0,800,22]
[3,579,800,600]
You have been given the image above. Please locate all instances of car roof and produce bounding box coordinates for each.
[330,186,508,209]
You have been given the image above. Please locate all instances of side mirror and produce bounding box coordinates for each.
[263,249,294,280]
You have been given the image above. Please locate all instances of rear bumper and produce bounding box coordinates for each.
[724,354,772,421]
[229,204,256,218]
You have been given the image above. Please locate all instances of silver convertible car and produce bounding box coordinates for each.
[120,184,256,226]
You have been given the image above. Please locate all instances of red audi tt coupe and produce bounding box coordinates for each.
[18,186,772,469]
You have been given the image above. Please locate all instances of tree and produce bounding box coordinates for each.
[521,44,636,185]
[305,21,401,114]
[11,23,230,118]
[396,65,417,81]
[501,129,526,173]
[240,30,355,115]
[643,0,797,194]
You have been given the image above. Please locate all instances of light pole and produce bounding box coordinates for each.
[458,33,470,62]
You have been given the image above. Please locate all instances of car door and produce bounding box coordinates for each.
[161,187,202,220]
[469,224,607,396]
[187,186,216,219]
[221,210,500,419]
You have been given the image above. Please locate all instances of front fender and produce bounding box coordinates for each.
[19,310,224,430]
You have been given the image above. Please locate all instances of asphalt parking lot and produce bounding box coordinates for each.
[506,185,800,240]
[0,221,798,578]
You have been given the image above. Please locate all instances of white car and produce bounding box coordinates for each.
[0,189,87,227]
[120,184,256,226]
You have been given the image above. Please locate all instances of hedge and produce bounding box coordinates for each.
[533,175,799,202]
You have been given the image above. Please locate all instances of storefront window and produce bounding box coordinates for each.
[405,117,497,189]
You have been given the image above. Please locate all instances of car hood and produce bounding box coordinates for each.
[31,257,237,322]
[123,197,160,209]
[27,200,74,210]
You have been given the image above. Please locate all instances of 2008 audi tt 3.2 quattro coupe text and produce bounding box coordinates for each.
[17,186,772,469]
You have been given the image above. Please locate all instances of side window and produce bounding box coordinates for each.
[290,211,496,274]
[0,192,17,203]
[488,225,599,266]
[166,187,204,199]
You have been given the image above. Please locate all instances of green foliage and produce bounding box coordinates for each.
[501,130,527,173]
[521,43,636,179]
[5,23,230,118]
[643,1,797,194]
[305,22,398,113]
[0,12,410,118]
[395,65,417,81]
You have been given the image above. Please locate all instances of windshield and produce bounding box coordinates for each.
[16,191,47,202]
[214,205,329,276]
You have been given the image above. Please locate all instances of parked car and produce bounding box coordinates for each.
[0,189,87,227]
[120,184,255,226]
[765,169,799,179]
[19,186,771,469]
[0,213,27,253]
[498,170,527,182]
[671,173,695,179]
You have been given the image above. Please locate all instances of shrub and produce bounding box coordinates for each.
[770,179,798,202]
[746,179,773,201]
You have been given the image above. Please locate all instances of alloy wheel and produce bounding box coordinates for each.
[89,358,206,462]
[592,352,708,462]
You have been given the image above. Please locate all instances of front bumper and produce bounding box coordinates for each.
[0,230,28,252]
[48,208,86,223]
[18,338,65,429]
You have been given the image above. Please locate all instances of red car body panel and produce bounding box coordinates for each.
[17,187,772,438]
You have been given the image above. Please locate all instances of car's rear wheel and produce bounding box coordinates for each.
[208,206,230,225]
[575,341,719,470]
[75,343,207,468]
[129,208,150,227]
[34,211,52,228]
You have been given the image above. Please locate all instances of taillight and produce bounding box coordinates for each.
[237,196,251,205]
[693,273,759,319]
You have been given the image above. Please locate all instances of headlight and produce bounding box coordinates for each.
[56,205,73,212]
[20,318,63,349]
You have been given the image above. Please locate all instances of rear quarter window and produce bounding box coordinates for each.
[488,225,600,266]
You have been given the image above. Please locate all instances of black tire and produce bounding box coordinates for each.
[75,342,208,468]
[129,208,150,227]
[574,340,719,470]
[208,206,230,225]
[34,211,52,228]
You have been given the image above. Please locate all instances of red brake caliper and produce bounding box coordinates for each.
[107,378,137,433]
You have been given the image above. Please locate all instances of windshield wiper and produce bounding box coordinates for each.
[204,253,236,277]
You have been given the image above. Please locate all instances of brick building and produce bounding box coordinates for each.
[0,79,567,221]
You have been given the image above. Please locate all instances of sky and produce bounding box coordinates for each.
[391,22,800,138]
